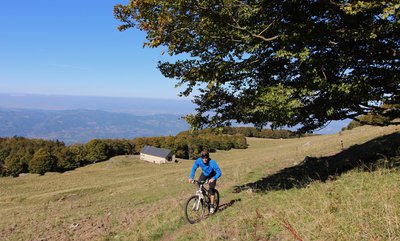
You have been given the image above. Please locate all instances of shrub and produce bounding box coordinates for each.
[4,152,29,177]
[29,148,56,175]
[56,147,80,171]
[85,139,110,163]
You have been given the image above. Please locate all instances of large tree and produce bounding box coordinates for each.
[114,0,399,132]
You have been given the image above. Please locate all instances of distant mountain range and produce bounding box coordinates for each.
[0,108,189,144]
[0,93,350,143]
[0,93,195,115]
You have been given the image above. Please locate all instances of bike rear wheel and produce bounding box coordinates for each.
[184,195,205,224]
[214,189,220,212]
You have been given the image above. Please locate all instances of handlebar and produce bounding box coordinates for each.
[191,179,209,185]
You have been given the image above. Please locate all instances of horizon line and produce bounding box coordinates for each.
[0,92,194,101]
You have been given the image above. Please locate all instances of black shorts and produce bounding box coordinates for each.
[198,171,217,194]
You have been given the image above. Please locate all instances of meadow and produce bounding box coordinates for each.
[1,124,399,240]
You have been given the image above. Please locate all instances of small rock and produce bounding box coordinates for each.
[69,223,79,229]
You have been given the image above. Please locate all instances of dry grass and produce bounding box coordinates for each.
[1,125,399,240]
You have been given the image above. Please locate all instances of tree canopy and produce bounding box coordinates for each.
[114,0,399,132]
[0,132,249,176]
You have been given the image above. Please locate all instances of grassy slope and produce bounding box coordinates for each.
[1,125,399,240]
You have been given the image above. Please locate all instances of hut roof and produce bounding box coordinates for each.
[140,146,173,158]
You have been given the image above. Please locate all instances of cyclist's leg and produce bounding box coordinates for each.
[207,170,217,202]
[208,180,217,205]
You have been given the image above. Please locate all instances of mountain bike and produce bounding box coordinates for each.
[184,179,220,224]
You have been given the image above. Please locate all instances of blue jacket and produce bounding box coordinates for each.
[189,158,221,180]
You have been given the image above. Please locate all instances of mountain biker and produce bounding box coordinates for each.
[188,150,221,214]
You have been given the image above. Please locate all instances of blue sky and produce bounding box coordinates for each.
[0,1,350,133]
[0,0,185,99]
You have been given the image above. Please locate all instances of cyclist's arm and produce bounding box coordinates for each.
[210,160,221,180]
[189,159,200,179]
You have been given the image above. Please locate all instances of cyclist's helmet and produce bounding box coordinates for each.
[201,150,209,159]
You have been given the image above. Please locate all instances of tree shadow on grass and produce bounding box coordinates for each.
[233,132,400,193]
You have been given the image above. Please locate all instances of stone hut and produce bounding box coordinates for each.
[140,146,175,164]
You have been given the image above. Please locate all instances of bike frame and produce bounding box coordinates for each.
[192,180,210,211]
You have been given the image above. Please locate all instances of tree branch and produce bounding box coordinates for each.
[224,3,279,43]
[258,20,275,36]
[227,23,279,42]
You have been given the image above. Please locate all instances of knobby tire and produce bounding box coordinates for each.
[184,195,204,224]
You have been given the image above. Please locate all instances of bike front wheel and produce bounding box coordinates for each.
[184,195,205,224]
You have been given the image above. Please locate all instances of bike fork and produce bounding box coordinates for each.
[192,197,202,211]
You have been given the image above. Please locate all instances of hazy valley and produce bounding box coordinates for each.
[0,94,194,144]
[0,108,189,144]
